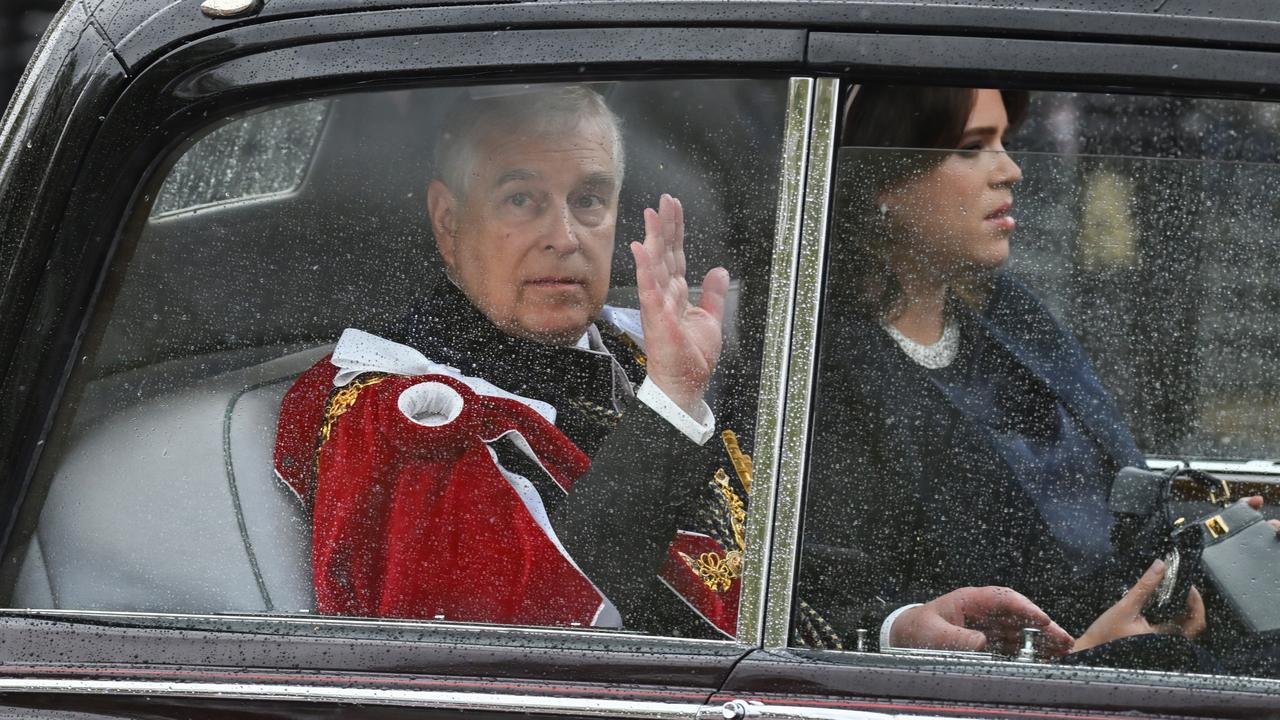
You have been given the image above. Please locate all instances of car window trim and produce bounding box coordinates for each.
[171,27,806,102]
[735,77,815,646]
[0,675,708,717]
[809,32,1280,98]
[756,77,840,651]
[104,2,1280,74]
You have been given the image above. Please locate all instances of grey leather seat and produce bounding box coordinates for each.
[11,346,328,614]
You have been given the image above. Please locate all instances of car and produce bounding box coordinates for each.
[2,0,1280,717]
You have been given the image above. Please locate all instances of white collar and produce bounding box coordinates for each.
[571,305,646,355]
[329,328,557,423]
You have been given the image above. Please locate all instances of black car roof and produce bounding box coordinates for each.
[79,0,1280,74]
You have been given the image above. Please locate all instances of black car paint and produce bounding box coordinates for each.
[3,1,1280,717]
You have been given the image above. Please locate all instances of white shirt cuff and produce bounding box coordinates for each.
[636,377,715,445]
[880,603,923,650]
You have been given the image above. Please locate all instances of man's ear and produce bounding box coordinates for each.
[427,179,459,267]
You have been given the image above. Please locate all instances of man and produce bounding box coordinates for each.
[274,85,745,635]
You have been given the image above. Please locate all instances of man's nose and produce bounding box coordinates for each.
[542,202,582,253]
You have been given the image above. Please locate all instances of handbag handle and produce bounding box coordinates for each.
[1110,464,1230,521]
[1162,465,1231,506]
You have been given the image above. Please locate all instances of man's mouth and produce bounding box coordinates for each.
[525,276,585,289]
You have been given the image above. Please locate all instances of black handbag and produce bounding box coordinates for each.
[1110,465,1280,634]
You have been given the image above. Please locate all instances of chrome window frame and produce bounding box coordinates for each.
[736,76,815,646]
[750,77,840,650]
[0,678,707,717]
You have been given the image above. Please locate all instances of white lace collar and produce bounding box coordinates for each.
[881,316,961,370]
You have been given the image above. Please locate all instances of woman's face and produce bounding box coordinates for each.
[879,88,1023,279]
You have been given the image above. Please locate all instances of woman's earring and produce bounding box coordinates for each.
[877,203,890,220]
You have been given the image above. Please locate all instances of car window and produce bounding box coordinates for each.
[151,100,330,217]
[795,86,1280,681]
[6,79,790,642]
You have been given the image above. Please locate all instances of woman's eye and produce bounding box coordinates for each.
[955,143,983,157]
[507,193,532,207]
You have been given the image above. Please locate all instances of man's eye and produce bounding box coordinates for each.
[573,194,604,210]
[507,193,533,207]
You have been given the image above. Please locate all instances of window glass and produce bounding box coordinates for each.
[796,86,1280,681]
[1013,93,1280,461]
[9,79,790,641]
[152,100,329,217]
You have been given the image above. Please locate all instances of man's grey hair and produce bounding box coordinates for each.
[433,84,625,198]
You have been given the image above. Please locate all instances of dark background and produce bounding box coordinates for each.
[2,0,62,110]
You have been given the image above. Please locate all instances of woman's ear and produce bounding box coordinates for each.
[427,179,459,267]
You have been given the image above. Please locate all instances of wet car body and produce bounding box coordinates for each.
[3,0,1280,718]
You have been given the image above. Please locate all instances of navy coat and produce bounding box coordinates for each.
[798,274,1148,646]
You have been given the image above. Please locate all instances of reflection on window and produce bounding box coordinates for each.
[1010,152,1280,461]
[151,100,329,217]
[1014,93,1280,460]
[797,86,1280,682]
[10,80,790,642]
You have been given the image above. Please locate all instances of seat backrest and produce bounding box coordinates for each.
[11,346,327,613]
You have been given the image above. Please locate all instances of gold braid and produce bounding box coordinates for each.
[678,431,752,593]
[308,373,390,503]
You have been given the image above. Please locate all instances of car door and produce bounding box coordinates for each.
[0,1,815,716]
[721,12,1280,720]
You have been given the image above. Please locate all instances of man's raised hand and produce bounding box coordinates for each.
[629,194,730,416]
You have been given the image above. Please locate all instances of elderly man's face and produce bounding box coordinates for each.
[429,118,621,345]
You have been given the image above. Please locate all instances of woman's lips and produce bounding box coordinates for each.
[985,203,1016,232]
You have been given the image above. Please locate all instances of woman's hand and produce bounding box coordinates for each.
[1072,559,1206,654]
[890,586,1074,657]
[630,194,730,416]
[1242,495,1280,534]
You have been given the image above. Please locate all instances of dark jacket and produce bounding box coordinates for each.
[799,274,1147,647]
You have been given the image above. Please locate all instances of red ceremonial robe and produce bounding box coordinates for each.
[277,363,613,624]
[275,338,739,632]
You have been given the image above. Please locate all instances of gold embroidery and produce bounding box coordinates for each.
[310,373,391,493]
[319,373,390,445]
[616,332,647,367]
[683,432,754,593]
[714,468,748,554]
[568,397,624,428]
[721,429,753,495]
[679,549,743,593]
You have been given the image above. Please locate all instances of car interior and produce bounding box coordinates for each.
[3,79,790,616]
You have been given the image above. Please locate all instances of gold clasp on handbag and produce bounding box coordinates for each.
[1209,478,1231,505]
[1205,515,1230,539]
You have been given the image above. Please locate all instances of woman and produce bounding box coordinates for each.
[797,85,1211,664]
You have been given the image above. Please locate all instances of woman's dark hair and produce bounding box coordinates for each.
[834,85,1029,314]
[842,86,1028,153]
